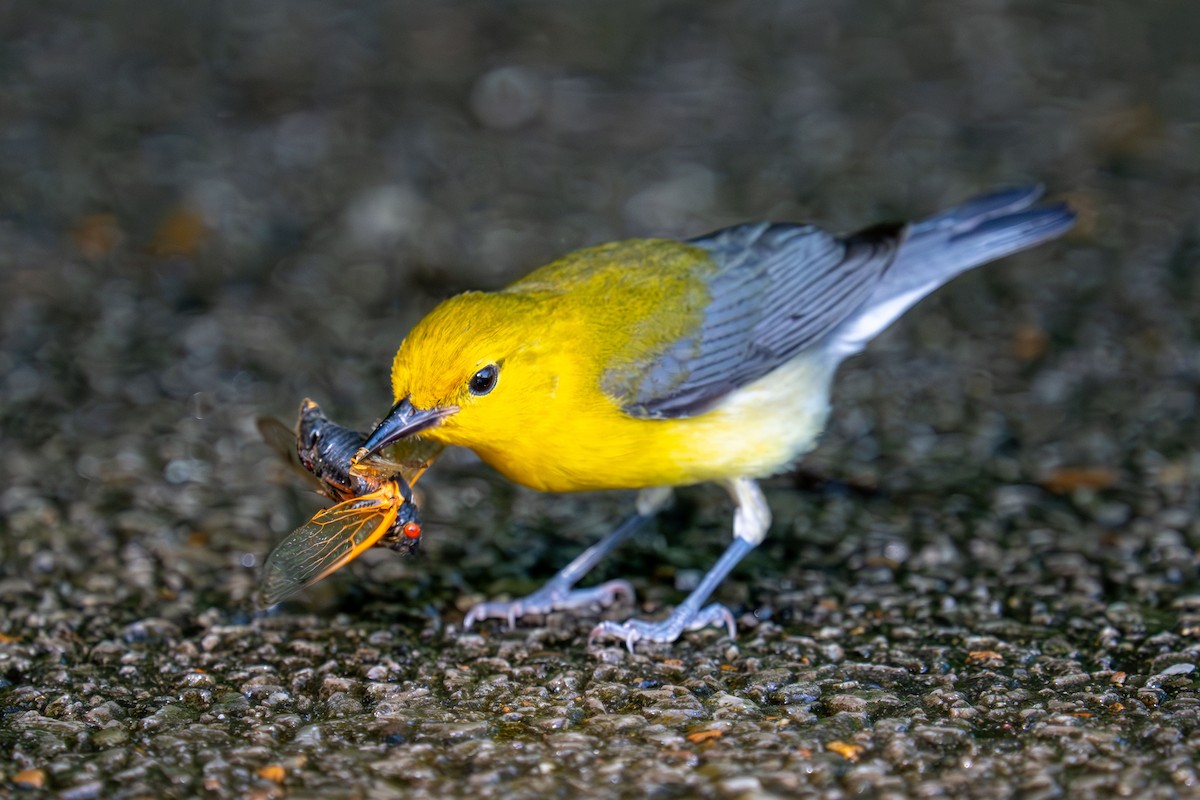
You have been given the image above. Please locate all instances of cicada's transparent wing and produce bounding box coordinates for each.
[256,416,325,492]
[358,439,446,485]
[259,485,401,606]
[257,416,299,463]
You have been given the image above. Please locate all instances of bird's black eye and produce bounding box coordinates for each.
[469,364,498,396]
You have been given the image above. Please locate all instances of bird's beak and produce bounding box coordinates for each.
[355,396,457,462]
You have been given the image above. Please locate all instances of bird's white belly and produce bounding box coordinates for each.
[674,353,839,481]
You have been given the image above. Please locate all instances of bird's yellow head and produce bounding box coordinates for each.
[357,290,582,464]
[354,237,718,490]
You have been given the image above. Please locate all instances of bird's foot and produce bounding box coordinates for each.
[463,579,635,630]
[588,602,737,652]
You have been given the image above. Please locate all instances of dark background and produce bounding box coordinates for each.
[2,2,1199,798]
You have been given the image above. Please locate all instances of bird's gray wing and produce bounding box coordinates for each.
[610,222,903,419]
[606,185,1074,419]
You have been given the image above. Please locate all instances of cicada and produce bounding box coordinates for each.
[257,399,443,606]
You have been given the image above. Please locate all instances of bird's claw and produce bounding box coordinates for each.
[463,579,636,630]
[588,602,738,652]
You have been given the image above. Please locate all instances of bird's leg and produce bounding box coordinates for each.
[589,478,770,652]
[463,487,672,630]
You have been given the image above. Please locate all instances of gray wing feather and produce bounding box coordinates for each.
[618,185,1075,420]
[826,186,1075,357]
[624,222,901,418]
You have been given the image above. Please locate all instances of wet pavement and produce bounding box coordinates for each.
[3,1,1200,797]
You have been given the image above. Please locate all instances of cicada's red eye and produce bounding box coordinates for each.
[402,522,421,539]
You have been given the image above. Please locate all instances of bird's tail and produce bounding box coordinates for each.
[826,185,1075,358]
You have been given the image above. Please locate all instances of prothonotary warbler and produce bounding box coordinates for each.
[355,185,1075,650]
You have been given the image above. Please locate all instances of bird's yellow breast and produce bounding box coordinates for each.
[425,350,838,493]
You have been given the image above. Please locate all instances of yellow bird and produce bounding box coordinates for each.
[356,186,1074,649]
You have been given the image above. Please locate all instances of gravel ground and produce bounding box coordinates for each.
[3,2,1200,798]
